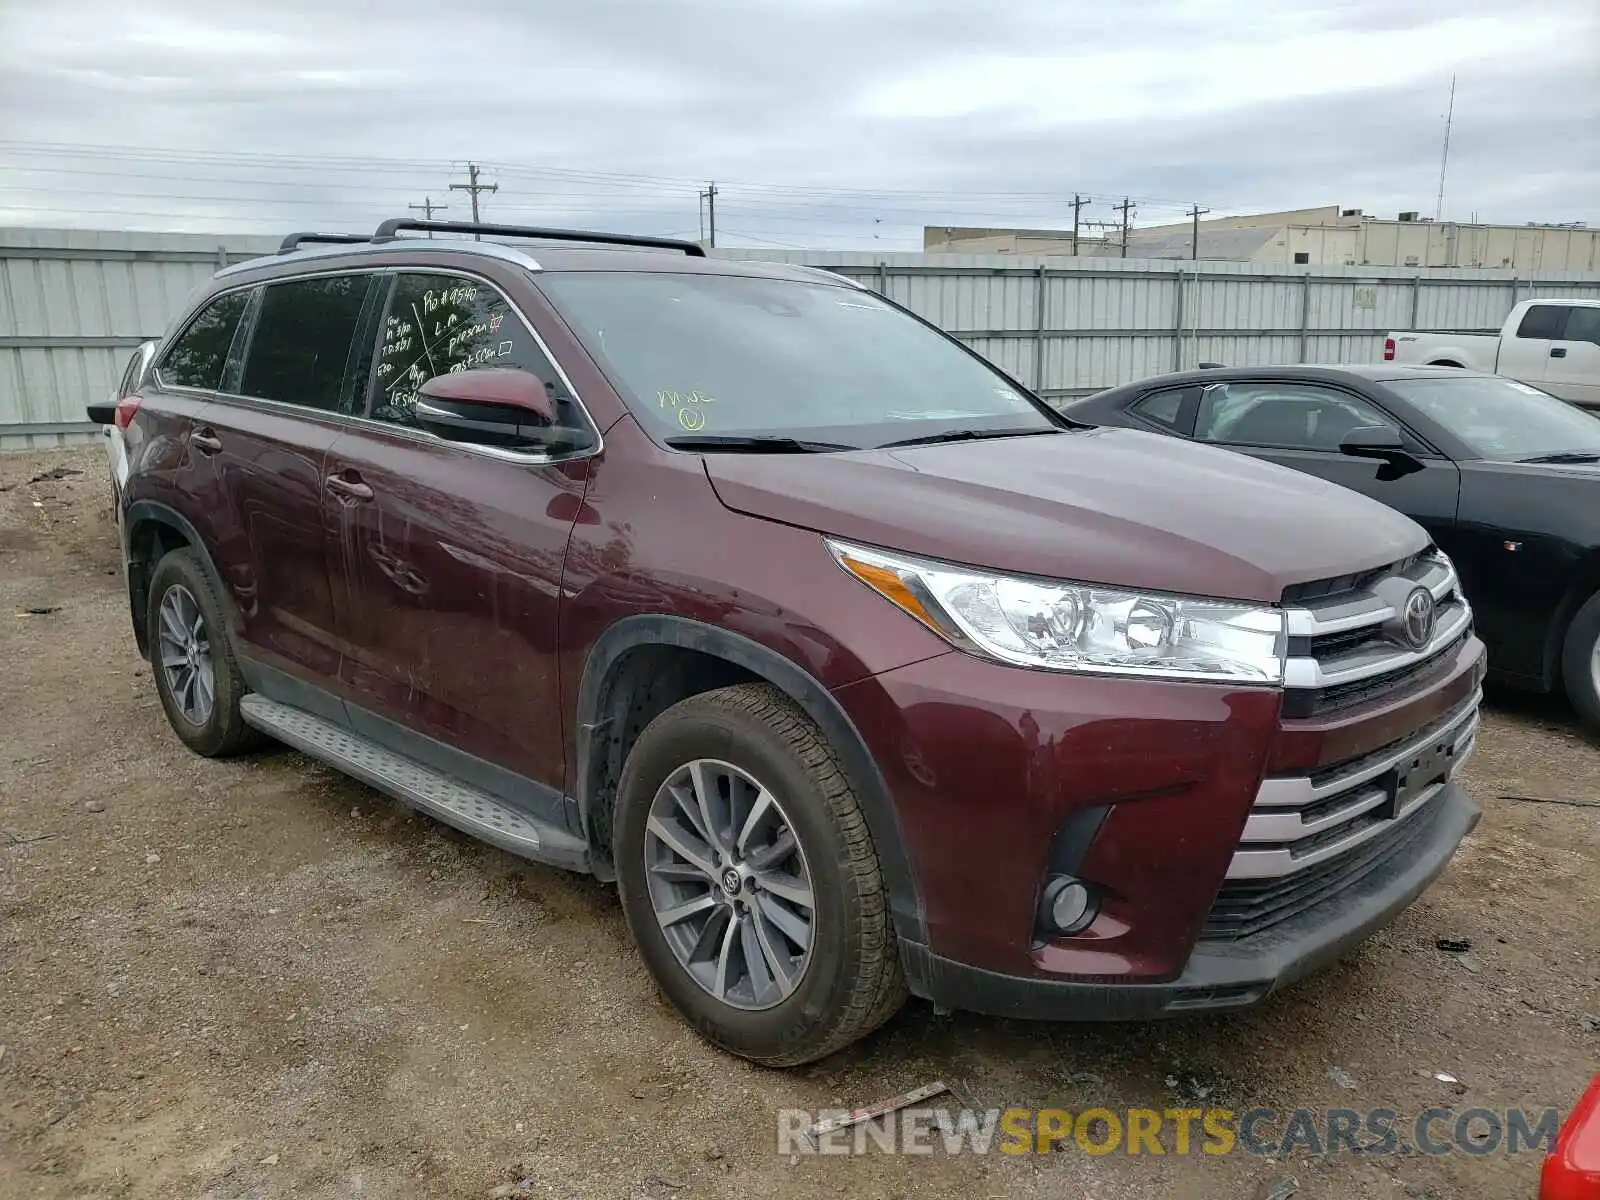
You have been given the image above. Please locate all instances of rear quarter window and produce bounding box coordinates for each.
[160,292,250,391]
[1129,388,1189,430]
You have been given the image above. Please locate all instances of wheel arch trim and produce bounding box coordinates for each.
[123,501,234,655]
[575,614,926,944]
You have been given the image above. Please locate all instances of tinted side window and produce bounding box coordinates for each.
[1515,305,1568,339]
[370,272,566,428]
[160,292,249,390]
[1561,306,1600,347]
[240,276,370,412]
[1130,387,1189,430]
[1194,382,1396,452]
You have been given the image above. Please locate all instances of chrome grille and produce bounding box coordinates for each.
[1280,552,1471,718]
[1202,791,1448,940]
[1199,552,1480,938]
[1201,689,1479,939]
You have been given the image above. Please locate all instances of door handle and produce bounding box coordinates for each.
[189,429,222,454]
[325,473,374,501]
[1550,347,1568,358]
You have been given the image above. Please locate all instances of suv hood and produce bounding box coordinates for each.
[703,427,1427,603]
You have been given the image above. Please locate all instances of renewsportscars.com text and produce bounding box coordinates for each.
[778,1105,1561,1158]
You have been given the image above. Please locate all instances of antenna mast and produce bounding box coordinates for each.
[1434,73,1456,222]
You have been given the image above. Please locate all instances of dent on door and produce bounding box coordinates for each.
[323,429,585,793]
[201,405,344,680]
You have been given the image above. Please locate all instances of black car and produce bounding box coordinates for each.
[1066,364,1600,723]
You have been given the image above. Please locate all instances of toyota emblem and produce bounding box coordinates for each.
[1402,587,1436,649]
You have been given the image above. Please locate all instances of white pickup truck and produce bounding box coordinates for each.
[1385,297,1600,410]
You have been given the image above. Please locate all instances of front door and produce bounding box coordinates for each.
[325,269,593,814]
[1189,379,1462,551]
[1496,303,1564,388]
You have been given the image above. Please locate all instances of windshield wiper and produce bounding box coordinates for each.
[1517,451,1600,464]
[877,427,1059,449]
[664,434,855,453]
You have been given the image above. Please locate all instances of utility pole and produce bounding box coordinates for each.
[1187,203,1210,259]
[1114,197,1136,258]
[409,196,447,237]
[700,182,717,248]
[449,163,498,238]
[1070,194,1087,256]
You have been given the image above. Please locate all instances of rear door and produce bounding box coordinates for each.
[201,271,382,691]
[1497,303,1566,386]
[323,267,597,812]
[130,293,254,593]
[1544,305,1600,409]
[1178,378,1462,549]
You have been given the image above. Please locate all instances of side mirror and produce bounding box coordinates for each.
[1340,425,1421,477]
[1339,425,1406,457]
[415,368,567,451]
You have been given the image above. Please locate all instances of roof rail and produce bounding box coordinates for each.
[278,232,371,254]
[370,219,707,257]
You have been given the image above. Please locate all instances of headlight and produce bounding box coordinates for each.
[828,539,1285,684]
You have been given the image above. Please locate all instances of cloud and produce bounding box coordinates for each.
[0,0,1594,247]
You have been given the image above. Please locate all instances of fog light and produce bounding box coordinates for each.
[1041,876,1098,935]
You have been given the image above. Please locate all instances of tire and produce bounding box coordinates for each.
[614,682,906,1066]
[1560,591,1600,728]
[146,547,263,757]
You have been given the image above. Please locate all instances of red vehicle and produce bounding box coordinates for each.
[1543,1075,1600,1200]
[93,220,1485,1065]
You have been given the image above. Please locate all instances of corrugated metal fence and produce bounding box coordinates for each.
[5,229,1600,450]
[0,229,278,450]
[729,250,1600,402]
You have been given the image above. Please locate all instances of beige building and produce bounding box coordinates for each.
[925,206,1599,271]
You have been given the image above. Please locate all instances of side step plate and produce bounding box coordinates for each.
[240,694,590,873]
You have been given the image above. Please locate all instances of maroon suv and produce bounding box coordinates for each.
[97,219,1485,1065]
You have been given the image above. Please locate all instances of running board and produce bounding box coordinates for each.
[239,695,590,873]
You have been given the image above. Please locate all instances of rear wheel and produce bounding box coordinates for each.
[147,548,262,757]
[1560,591,1600,729]
[614,683,906,1065]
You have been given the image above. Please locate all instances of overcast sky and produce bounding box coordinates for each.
[1,0,1595,249]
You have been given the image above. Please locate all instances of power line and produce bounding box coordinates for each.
[0,141,1224,209]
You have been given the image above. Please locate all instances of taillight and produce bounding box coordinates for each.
[114,395,141,430]
[1383,337,1396,361]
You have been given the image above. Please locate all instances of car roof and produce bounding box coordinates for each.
[1080,363,1498,398]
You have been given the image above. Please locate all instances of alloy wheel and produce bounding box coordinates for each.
[156,584,215,726]
[642,758,816,1011]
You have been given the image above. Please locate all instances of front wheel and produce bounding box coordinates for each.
[614,683,906,1066]
[1561,591,1600,729]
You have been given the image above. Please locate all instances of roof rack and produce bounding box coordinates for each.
[278,232,371,254]
[370,218,707,257]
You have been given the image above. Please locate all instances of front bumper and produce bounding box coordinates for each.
[901,780,1479,1019]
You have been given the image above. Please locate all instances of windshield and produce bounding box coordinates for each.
[1384,376,1600,461]
[536,272,1056,448]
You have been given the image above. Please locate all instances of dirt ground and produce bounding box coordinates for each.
[0,443,1595,1200]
